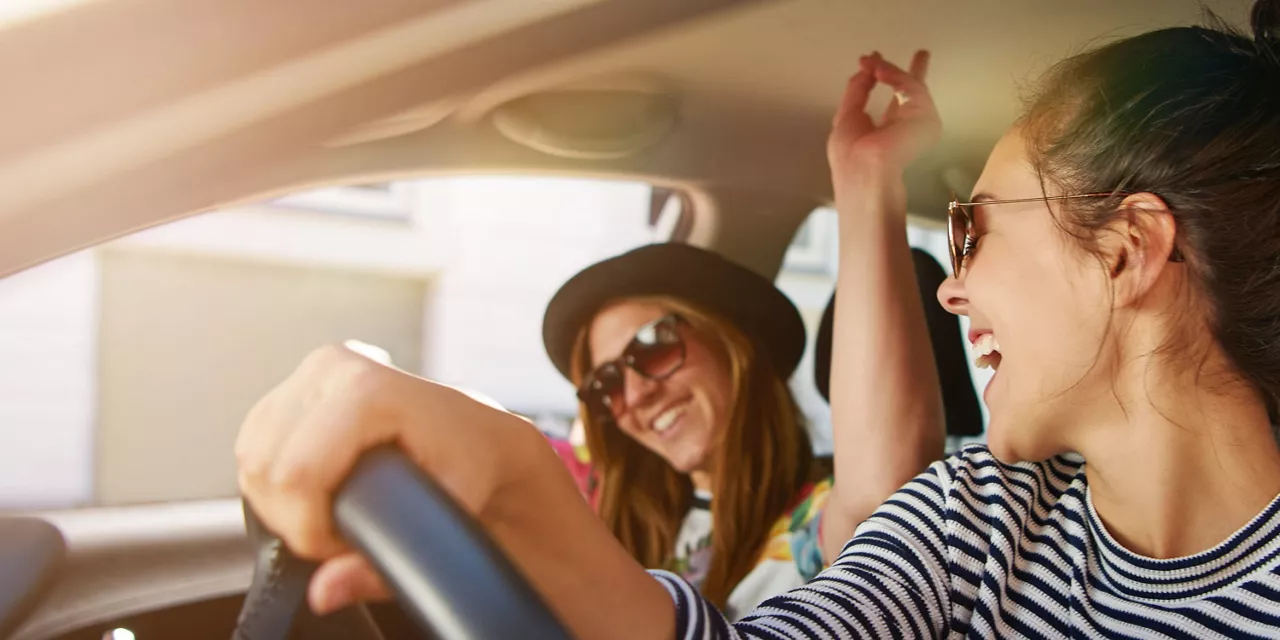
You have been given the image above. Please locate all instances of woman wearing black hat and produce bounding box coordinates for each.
[539,241,941,618]
[542,244,809,617]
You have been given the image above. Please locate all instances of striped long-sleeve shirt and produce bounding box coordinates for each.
[652,445,1280,639]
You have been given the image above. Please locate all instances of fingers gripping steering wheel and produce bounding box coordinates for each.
[232,447,570,640]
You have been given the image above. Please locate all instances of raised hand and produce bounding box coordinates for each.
[827,50,940,187]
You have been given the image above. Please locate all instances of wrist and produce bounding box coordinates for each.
[833,179,909,247]
[831,167,907,217]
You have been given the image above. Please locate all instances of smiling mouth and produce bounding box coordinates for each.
[652,403,688,434]
[974,333,1003,371]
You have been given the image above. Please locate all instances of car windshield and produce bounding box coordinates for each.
[0,178,984,511]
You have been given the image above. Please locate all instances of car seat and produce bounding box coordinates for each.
[812,248,984,437]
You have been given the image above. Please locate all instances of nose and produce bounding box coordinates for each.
[622,367,662,412]
[936,273,969,316]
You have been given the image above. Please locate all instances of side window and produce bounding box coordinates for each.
[0,177,687,511]
[776,208,839,455]
[782,208,837,276]
[775,208,988,456]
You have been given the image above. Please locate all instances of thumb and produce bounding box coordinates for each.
[308,552,392,615]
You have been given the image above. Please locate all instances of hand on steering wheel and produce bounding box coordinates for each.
[235,345,673,640]
[235,346,544,615]
[234,447,569,640]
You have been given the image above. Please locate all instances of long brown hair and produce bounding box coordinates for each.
[1017,0,1280,415]
[570,295,813,608]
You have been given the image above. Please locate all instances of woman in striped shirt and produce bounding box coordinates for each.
[235,0,1280,637]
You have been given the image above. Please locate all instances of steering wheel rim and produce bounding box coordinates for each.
[234,446,570,640]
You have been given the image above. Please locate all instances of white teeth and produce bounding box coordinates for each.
[975,333,999,356]
[653,406,684,432]
[974,334,1002,370]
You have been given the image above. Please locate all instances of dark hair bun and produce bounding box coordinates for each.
[1253,0,1280,45]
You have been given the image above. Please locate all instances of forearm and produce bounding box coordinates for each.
[487,427,675,640]
[822,172,945,558]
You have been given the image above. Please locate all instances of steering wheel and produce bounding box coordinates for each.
[232,447,570,640]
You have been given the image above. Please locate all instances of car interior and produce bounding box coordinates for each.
[0,0,1255,638]
[813,248,984,438]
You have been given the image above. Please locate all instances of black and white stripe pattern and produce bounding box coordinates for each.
[652,445,1280,639]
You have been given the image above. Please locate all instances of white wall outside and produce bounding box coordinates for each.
[0,252,99,508]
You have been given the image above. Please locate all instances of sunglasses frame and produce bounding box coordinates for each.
[946,191,1184,277]
[576,313,686,420]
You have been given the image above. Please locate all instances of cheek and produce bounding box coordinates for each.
[613,415,646,440]
[1030,252,1111,359]
[975,237,1113,389]
[677,344,733,413]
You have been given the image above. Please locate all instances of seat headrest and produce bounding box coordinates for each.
[813,248,984,437]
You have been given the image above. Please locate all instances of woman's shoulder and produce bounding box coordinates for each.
[942,444,1085,491]
[788,477,833,521]
[919,444,1090,525]
[779,477,833,544]
[848,444,1091,576]
[750,478,833,582]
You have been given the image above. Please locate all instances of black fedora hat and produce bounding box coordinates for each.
[813,248,984,436]
[543,243,806,381]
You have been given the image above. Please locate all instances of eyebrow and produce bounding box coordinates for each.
[969,192,998,203]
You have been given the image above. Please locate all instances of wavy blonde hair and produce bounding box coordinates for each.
[571,295,812,607]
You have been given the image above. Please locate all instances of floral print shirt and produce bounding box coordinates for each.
[666,479,832,621]
[546,435,831,620]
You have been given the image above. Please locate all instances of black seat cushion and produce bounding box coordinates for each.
[813,248,984,437]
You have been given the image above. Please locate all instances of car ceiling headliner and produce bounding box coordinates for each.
[0,0,1253,276]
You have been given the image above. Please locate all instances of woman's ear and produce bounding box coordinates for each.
[1102,192,1179,308]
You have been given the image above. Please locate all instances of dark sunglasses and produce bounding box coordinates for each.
[946,192,1182,277]
[577,314,685,421]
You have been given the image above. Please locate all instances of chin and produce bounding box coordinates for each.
[663,454,701,475]
[667,462,696,475]
[660,446,710,476]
